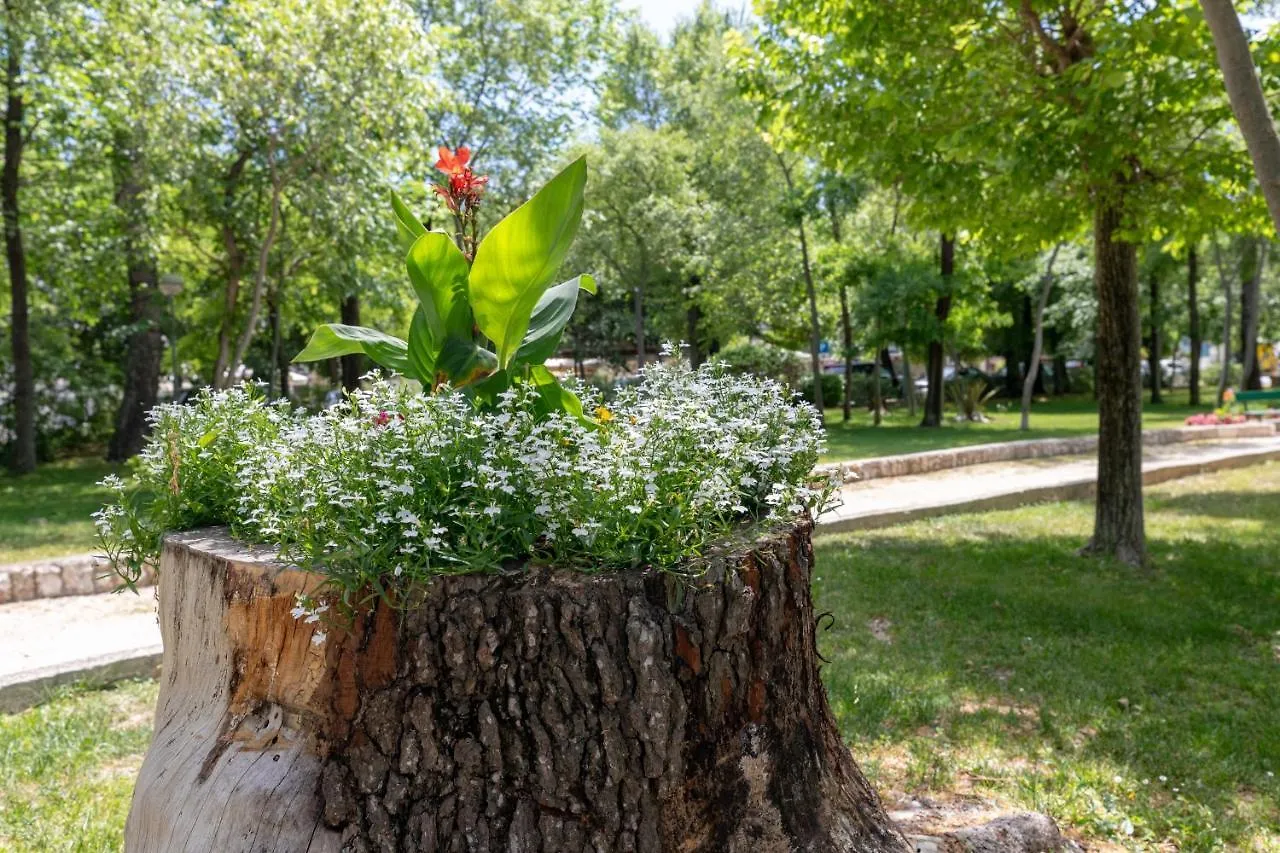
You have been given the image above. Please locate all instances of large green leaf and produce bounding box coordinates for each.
[406,306,436,386]
[529,365,590,424]
[436,337,498,388]
[406,232,473,343]
[469,156,587,369]
[512,274,596,367]
[391,191,427,252]
[293,324,410,376]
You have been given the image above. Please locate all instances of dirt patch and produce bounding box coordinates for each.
[867,616,894,643]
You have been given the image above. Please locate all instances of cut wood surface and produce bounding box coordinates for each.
[126,523,908,852]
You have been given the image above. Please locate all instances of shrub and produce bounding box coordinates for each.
[714,341,806,387]
[800,373,842,409]
[95,359,831,606]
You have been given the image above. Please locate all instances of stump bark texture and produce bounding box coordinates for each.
[126,522,908,853]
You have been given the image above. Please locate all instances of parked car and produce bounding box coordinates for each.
[914,365,989,392]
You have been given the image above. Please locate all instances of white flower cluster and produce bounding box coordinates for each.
[97,359,828,596]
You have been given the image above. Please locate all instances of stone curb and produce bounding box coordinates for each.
[816,422,1277,485]
[818,443,1280,534]
[0,555,155,606]
[0,646,163,714]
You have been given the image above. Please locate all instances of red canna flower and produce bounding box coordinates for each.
[431,144,488,260]
[435,145,471,175]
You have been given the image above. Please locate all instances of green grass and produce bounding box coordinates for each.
[821,390,1205,461]
[0,680,158,852]
[815,462,1280,850]
[0,457,120,564]
[3,464,1275,849]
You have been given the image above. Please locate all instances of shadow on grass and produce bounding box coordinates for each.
[813,520,1280,837]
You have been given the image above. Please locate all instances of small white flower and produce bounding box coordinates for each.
[311,631,327,646]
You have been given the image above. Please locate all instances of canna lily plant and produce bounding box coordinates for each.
[294,147,596,419]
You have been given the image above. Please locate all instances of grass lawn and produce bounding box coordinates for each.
[822,390,1205,461]
[2,464,1275,849]
[0,680,157,851]
[0,457,120,564]
[815,461,1280,849]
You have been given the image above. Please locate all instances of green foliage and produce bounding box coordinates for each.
[296,158,596,415]
[714,339,806,387]
[801,373,842,409]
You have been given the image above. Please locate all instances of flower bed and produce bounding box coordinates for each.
[96,359,827,605]
[1184,412,1247,426]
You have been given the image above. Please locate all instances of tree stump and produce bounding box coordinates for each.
[126,522,909,853]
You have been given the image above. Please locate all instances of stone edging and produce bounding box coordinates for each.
[0,554,154,605]
[816,422,1278,485]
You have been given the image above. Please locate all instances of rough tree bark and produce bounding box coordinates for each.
[1200,0,1280,237]
[3,36,34,474]
[1188,246,1201,406]
[921,234,954,428]
[126,524,909,853]
[1147,269,1162,405]
[107,136,165,462]
[1081,201,1145,567]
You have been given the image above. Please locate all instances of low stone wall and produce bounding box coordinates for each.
[817,422,1278,485]
[0,554,154,604]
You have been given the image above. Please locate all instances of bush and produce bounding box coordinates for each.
[715,341,806,387]
[1199,362,1242,393]
[800,373,842,409]
[96,360,831,603]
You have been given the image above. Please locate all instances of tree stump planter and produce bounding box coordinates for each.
[126,522,909,853]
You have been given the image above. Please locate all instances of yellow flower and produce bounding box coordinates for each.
[595,406,615,424]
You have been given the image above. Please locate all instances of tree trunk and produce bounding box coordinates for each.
[870,343,883,426]
[1052,352,1071,395]
[1021,245,1060,431]
[1019,296,1046,396]
[901,346,916,416]
[632,283,646,370]
[1200,0,1280,237]
[1082,201,1145,567]
[225,164,283,387]
[777,153,824,414]
[1148,269,1162,405]
[340,294,363,392]
[1241,239,1264,390]
[212,151,251,390]
[839,283,853,422]
[921,234,954,428]
[126,524,910,853]
[107,137,165,463]
[878,348,897,389]
[1214,240,1234,406]
[1188,246,1201,406]
[685,280,704,368]
[3,43,34,474]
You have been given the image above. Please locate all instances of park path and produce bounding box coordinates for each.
[820,434,1280,532]
[3,434,1279,712]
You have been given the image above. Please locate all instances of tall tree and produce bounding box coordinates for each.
[1200,0,1280,236]
[1188,245,1202,405]
[750,0,1244,565]
[2,0,35,472]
